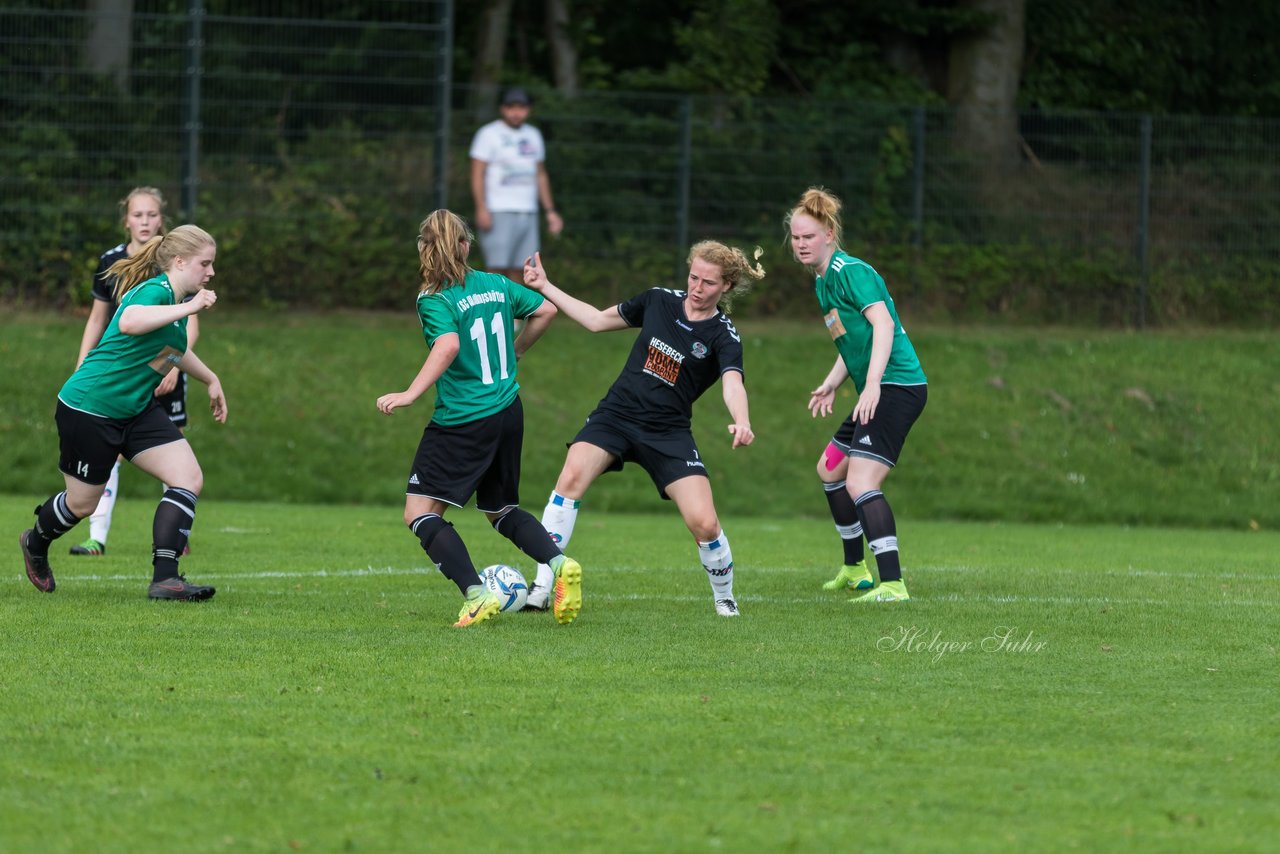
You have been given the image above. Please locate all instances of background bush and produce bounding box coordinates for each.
[2,311,1275,531]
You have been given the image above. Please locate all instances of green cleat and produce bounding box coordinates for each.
[453,585,502,627]
[552,556,582,625]
[69,538,106,556]
[822,560,873,591]
[850,580,911,603]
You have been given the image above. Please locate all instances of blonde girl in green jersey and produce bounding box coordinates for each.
[376,209,581,628]
[20,225,226,601]
[786,187,928,603]
[69,186,204,558]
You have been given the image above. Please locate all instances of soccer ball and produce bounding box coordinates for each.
[480,564,528,612]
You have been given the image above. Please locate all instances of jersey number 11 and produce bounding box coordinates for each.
[469,315,510,385]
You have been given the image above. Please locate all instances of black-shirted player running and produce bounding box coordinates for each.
[19,225,227,601]
[521,242,764,618]
[376,209,582,628]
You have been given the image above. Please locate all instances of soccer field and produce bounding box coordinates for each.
[2,494,1276,851]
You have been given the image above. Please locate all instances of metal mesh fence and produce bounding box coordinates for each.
[2,0,449,305]
[3,3,1279,323]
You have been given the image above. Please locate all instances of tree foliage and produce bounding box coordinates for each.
[455,0,1280,117]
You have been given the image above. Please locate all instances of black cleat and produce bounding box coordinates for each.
[148,575,216,601]
[20,530,56,593]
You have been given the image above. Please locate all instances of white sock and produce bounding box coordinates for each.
[535,491,580,589]
[88,460,121,544]
[698,530,735,600]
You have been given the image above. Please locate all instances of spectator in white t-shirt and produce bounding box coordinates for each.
[469,87,564,283]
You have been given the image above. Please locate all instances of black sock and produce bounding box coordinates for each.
[491,508,562,565]
[410,514,481,594]
[823,480,864,565]
[30,492,83,557]
[152,487,198,582]
[854,489,901,583]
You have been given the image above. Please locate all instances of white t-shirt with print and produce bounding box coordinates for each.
[469,119,546,213]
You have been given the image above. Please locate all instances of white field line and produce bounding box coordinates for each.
[7,566,1273,608]
[10,561,1280,585]
[232,590,1277,608]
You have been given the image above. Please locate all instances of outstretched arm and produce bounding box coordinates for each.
[721,370,754,449]
[376,333,461,415]
[522,252,629,333]
[119,289,216,336]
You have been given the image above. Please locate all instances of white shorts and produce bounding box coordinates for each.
[479,211,538,269]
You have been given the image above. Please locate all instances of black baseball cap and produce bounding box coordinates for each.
[501,87,531,106]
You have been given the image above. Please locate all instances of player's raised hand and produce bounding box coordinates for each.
[523,252,548,290]
[188,288,217,313]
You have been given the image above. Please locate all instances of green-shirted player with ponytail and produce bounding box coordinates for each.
[19,224,227,601]
[376,209,582,628]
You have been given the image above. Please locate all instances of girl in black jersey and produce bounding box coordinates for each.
[522,242,764,618]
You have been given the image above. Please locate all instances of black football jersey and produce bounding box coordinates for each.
[92,243,128,303]
[594,287,744,431]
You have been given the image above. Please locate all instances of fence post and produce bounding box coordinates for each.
[433,0,454,210]
[1136,114,1152,329]
[181,1,205,218]
[674,95,692,281]
[911,106,925,249]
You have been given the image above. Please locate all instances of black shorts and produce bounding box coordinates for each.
[573,408,707,500]
[55,399,185,485]
[830,384,927,468]
[156,372,188,428]
[406,397,525,512]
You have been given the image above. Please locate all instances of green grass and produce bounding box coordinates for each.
[2,494,1276,851]
[1,310,1277,529]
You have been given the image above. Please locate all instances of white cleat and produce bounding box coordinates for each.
[715,598,740,617]
[523,583,550,611]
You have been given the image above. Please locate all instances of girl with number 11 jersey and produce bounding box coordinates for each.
[375,209,581,628]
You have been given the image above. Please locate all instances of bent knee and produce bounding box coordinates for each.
[66,494,101,517]
[172,469,204,496]
[688,518,722,543]
[817,443,847,480]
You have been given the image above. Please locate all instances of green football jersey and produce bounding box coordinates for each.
[814,250,927,393]
[59,275,189,419]
[417,269,545,426]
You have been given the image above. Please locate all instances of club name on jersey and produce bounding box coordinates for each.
[455,291,506,312]
[648,337,684,363]
[643,336,684,386]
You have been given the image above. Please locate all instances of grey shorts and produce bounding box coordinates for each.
[478,211,538,269]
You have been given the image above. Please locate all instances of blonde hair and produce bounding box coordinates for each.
[119,186,167,233]
[784,186,844,249]
[686,240,766,313]
[105,224,216,301]
[417,209,474,295]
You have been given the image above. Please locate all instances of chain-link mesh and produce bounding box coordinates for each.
[3,4,1278,323]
